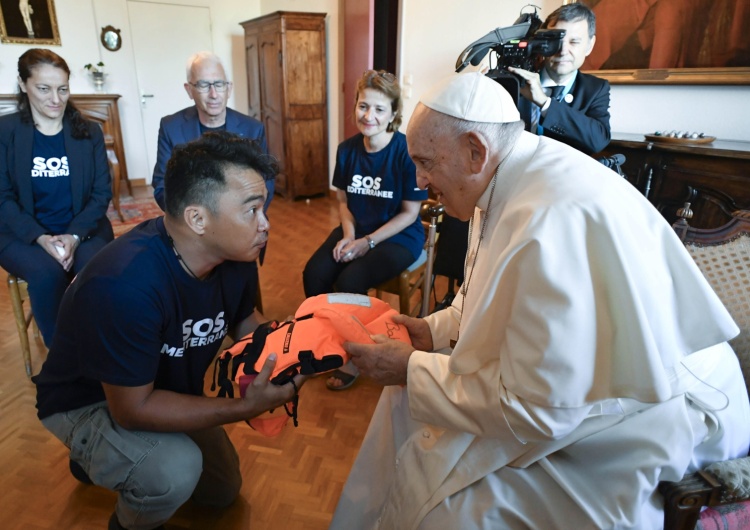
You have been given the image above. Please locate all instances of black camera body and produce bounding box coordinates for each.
[495,28,566,71]
[455,6,566,106]
[456,7,565,74]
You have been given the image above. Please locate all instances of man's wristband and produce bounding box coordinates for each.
[365,235,376,249]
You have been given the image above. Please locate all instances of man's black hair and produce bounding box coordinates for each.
[164,131,278,218]
[542,2,596,39]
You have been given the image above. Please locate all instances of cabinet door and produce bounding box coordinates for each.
[258,30,287,194]
[285,29,325,107]
[287,119,328,197]
[284,27,328,197]
[245,33,262,122]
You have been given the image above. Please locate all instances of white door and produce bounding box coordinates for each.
[127,1,213,177]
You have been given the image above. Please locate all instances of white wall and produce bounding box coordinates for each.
[610,85,748,141]
[0,0,746,188]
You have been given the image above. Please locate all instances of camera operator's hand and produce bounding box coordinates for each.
[508,66,549,108]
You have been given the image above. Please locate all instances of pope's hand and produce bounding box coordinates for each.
[345,336,414,386]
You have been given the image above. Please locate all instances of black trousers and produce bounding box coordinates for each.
[303,226,416,297]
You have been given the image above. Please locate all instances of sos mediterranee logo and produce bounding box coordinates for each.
[347,174,393,198]
[161,312,228,357]
[32,156,69,177]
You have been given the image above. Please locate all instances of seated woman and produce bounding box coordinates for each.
[302,69,427,390]
[0,49,114,347]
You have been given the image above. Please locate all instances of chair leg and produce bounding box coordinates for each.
[8,275,33,377]
[107,148,125,222]
[398,272,411,315]
[659,471,717,530]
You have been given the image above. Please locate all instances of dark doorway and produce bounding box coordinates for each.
[343,0,401,139]
[373,0,399,73]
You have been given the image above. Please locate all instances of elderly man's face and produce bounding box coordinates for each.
[406,107,478,221]
[185,59,233,123]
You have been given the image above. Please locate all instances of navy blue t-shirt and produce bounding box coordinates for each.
[332,132,427,259]
[199,122,227,135]
[31,129,73,234]
[34,217,258,419]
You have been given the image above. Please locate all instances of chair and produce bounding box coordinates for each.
[373,200,444,317]
[660,201,750,530]
[431,213,469,312]
[7,273,40,377]
[105,140,126,222]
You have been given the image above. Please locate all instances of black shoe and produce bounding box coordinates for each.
[68,459,93,485]
[108,513,166,530]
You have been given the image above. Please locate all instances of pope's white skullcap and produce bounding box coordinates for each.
[419,72,520,123]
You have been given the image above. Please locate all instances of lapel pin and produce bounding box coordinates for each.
[564,93,574,104]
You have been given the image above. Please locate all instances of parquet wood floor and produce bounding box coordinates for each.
[0,188,433,530]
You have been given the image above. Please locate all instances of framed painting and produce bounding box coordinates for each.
[575,0,750,85]
[0,0,61,45]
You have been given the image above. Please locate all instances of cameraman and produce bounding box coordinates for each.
[509,3,610,155]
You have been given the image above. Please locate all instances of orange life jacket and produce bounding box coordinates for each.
[212,293,412,436]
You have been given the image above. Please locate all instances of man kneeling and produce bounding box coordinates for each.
[33,131,304,530]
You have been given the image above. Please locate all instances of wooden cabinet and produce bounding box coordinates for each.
[0,93,131,220]
[241,11,330,199]
[597,133,750,229]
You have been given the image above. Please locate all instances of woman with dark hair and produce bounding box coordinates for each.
[303,70,428,390]
[0,48,113,347]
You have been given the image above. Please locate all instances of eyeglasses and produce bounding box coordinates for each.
[188,80,231,93]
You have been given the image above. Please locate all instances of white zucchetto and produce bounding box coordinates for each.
[419,72,521,123]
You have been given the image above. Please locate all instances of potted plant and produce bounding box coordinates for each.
[84,62,106,90]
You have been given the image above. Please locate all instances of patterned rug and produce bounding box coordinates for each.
[106,195,163,237]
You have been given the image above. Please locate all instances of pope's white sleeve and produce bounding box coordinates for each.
[407,350,592,442]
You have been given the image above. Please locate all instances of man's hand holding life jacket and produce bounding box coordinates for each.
[241,353,307,418]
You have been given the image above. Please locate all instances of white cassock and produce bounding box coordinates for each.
[330,133,750,530]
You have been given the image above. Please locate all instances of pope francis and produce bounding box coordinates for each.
[329,72,750,530]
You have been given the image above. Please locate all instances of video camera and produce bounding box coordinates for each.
[455,5,565,104]
[456,5,564,73]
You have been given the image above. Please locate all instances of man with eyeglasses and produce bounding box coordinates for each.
[151,51,272,212]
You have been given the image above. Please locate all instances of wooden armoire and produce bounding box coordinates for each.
[241,11,329,199]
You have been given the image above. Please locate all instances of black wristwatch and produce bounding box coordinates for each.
[366,235,376,249]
